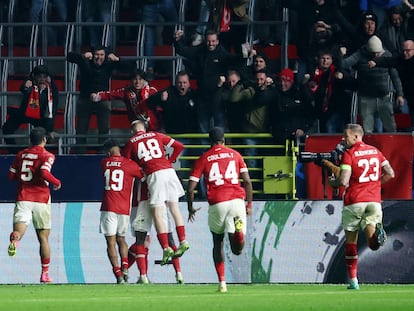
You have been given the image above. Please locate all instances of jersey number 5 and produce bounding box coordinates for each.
[209,160,238,185]
[21,160,34,181]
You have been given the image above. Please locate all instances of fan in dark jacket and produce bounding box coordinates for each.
[2,65,59,148]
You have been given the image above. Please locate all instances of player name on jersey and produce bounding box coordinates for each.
[130,132,155,142]
[207,152,234,162]
[353,149,378,157]
[105,161,121,167]
[22,153,39,159]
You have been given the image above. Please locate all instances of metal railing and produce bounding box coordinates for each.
[0,131,298,199]
[1,0,291,160]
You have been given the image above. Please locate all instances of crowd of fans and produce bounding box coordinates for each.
[3,0,414,155]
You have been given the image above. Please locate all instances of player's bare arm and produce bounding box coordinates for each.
[328,167,351,188]
[241,171,253,215]
[381,163,395,184]
[187,180,200,222]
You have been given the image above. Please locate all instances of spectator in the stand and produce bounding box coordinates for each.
[304,50,352,133]
[340,35,404,133]
[242,70,272,135]
[378,5,409,56]
[403,0,414,11]
[219,69,254,133]
[405,1,414,37]
[281,0,345,83]
[360,0,404,28]
[305,21,344,71]
[191,0,211,46]
[369,39,414,130]
[30,0,69,46]
[67,47,130,149]
[241,52,276,87]
[147,71,198,134]
[91,69,160,131]
[240,69,273,167]
[269,68,315,144]
[82,0,112,48]
[142,0,178,79]
[2,65,59,150]
[207,0,250,55]
[253,0,282,46]
[340,11,394,55]
[174,29,251,132]
[337,11,392,132]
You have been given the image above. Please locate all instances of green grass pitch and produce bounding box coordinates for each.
[0,284,413,311]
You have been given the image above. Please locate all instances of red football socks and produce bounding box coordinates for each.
[345,243,358,279]
[214,261,225,282]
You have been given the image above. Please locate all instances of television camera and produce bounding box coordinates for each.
[298,141,346,166]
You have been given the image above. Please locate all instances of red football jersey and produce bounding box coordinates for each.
[100,155,143,215]
[189,145,248,205]
[9,145,60,203]
[123,131,184,175]
[132,180,149,207]
[98,85,159,130]
[341,141,388,205]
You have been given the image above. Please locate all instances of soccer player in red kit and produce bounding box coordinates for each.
[100,139,144,284]
[123,114,189,265]
[187,127,253,293]
[329,123,395,290]
[8,127,61,283]
[128,180,185,284]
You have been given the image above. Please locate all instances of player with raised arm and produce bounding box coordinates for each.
[123,114,189,266]
[328,123,395,290]
[187,127,253,293]
[99,139,144,284]
[8,127,61,283]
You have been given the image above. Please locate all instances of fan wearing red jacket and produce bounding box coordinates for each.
[99,139,144,284]
[328,123,395,290]
[187,127,253,293]
[90,69,160,130]
[123,114,189,266]
[8,127,61,284]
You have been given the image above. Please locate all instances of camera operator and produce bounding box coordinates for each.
[298,140,346,176]
[2,65,59,151]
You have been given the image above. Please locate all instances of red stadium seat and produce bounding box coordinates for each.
[253,44,298,60]
[149,79,170,90]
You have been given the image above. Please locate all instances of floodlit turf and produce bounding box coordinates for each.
[0,284,413,311]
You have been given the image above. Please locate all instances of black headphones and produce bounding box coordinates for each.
[136,113,150,130]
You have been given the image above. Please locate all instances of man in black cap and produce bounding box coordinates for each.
[2,65,59,151]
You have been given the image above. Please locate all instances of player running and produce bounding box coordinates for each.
[187,127,253,292]
[328,123,395,290]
